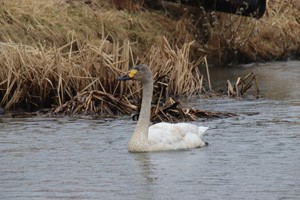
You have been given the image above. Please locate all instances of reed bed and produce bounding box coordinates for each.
[0,36,207,111]
[0,0,299,113]
[149,37,206,96]
[0,38,138,110]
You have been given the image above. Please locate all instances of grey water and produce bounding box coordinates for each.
[1,61,300,200]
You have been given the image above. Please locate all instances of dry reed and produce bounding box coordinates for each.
[149,37,207,96]
[226,72,260,97]
[0,0,298,112]
[0,34,207,110]
[52,90,137,116]
[0,38,134,110]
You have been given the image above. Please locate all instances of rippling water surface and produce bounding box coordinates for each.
[1,62,300,200]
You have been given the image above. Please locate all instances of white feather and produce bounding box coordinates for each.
[148,122,208,151]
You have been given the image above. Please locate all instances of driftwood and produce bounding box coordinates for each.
[52,91,137,116]
[51,91,236,121]
[133,97,236,123]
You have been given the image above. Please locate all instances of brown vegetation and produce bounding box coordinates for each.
[0,0,299,114]
[52,91,235,121]
[194,0,300,63]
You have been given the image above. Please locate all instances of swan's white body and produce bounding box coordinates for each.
[147,122,208,151]
[118,64,208,152]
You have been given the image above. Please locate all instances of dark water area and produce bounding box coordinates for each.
[0,61,300,200]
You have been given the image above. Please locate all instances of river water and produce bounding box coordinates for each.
[1,61,300,200]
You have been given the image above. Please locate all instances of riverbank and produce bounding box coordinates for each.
[0,0,299,112]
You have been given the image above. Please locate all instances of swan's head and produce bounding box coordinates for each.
[117,64,152,83]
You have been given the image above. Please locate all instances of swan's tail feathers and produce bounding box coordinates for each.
[198,126,209,137]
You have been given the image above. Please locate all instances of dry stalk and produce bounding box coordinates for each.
[227,72,260,97]
[0,37,136,110]
[148,37,207,96]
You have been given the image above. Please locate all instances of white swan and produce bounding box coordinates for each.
[117,64,208,152]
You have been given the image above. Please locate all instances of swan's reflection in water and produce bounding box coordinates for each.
[132,153,157,199]
[134,153,157,183]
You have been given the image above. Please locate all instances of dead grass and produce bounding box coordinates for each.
[51,91,236,121]
[149,37,206,96]
[197,0,300,63]
[0,38,133,110]
[0,0,299,111]
[0,35,207,110]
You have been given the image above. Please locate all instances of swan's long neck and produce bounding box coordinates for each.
[138,79,153,138]
[129,75,153,151]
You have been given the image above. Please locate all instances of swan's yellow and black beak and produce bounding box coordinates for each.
[117,69,138,81]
